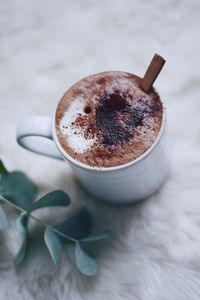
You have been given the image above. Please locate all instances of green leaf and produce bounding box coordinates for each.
[44,225,62,265]
[80,231,109,243]
[15,213,29,265]
[0,160,8,178]
[74,242,97,276]
[0,171,37,210]
[55,208,92,241]
[28,190,70,212]
[0,204,8,230]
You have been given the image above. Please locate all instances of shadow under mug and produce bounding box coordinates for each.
[16,104,169,205]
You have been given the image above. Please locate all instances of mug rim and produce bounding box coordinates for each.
[53,76,167,172]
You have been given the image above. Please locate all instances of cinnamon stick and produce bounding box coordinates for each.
[141,54,166,93]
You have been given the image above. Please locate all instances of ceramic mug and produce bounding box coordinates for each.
[16,84,169,205]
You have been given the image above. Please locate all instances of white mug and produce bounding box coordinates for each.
[16,93,169,205]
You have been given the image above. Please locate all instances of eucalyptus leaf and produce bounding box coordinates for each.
[0,160,8,178]
[28,190,70,212]
[15,213,29,265]
[0,159,109,275]
[55,207,92,241]
[75,242,97,276]
[81,231,109,243]
[0,171,37,210]
[0,204,8,230]
[44,225,62,265]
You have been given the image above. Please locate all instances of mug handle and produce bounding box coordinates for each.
[16,116,64,160]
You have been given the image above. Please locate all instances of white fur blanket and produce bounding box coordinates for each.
[1,0,200,299]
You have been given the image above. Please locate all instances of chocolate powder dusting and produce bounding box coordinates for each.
[96,91,137,146]
[55,71,163,168]
[95,90,161,148]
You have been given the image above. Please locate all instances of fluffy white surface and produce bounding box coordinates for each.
[1,0,200,299]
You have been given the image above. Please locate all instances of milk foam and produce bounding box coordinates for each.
[59,98,96,153]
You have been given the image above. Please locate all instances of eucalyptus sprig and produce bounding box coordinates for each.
[0,160,109,276]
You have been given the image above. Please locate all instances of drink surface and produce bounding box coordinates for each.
[55,71,163,168]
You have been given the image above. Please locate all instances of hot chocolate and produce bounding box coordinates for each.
[55,71,163,168]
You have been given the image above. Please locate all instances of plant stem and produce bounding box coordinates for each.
[0,195,25,213]
[28,213,48,227]
[54,229,77,243]
[0,195,48,226]
[0,195,77,242]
